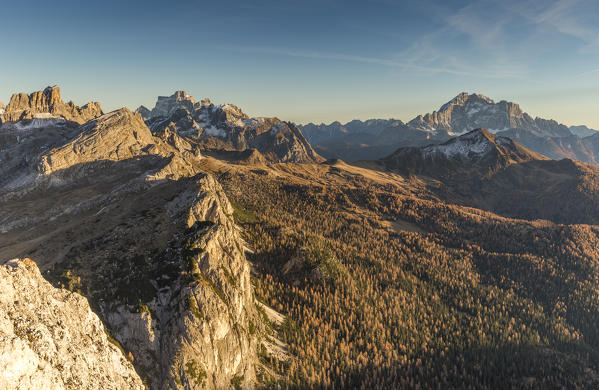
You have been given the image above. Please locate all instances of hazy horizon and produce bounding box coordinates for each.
[2,0,598,128]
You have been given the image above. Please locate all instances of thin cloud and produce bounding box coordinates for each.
[389,0,531,80]
[517,0,599,47]
[227,46,523,79]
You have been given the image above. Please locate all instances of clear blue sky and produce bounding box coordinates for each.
[1,0,598,127]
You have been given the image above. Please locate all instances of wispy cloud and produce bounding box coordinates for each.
[513,0,599,48]
[390,0,529,79]
[228,45,524,79]
[227,0,596,82]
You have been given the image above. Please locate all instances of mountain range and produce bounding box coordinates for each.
[3,86,599,389]
[301,92,599,163]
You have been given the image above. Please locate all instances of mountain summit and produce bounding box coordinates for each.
[407,92,571,137]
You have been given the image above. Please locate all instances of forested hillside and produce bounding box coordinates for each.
[204,160,599,389]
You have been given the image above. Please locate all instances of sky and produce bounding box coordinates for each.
[1,0,598,128]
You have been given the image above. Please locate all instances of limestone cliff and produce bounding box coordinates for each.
[0,258,144,390]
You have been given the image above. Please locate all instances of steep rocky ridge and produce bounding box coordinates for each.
[0,101,262,389]
[1,86,102,125]
[0,258,144,390]
[139,91,323,163]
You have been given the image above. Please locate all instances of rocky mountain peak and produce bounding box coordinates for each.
[173,90,193,101]
[135,105,151,120]
[439,92,494,112]
[149,91,196,118]
[421,128,501,159]
[1,86,102,125]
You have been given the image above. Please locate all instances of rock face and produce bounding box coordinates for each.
[140,91,323,163]
[0,258,144,390]
[0,98,261,389]
[102,174,259,390]
[0,86,102,125]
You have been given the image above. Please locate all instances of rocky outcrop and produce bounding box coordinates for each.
[1,86,102,125]
[140,91,323,163]
[0,258,144,390]
[150,91,197,118]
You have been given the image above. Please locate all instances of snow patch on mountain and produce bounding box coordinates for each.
[423,138,491,158]
[204,125,227,137]
[2,118,66,131]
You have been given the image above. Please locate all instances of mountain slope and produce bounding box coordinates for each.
[570,125,598,137]
[496,128,598,164]
[139,91,323,163]
[198,157,599,389]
